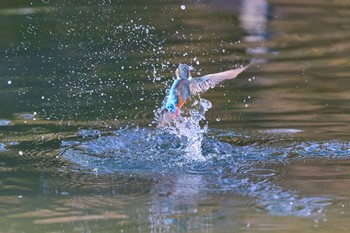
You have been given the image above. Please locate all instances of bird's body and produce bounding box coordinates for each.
[163,79,190,114]
[157,64,247,127]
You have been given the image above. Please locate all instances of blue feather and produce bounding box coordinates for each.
[162,79,180,113]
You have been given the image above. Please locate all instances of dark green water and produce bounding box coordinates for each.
[1,0,350,232]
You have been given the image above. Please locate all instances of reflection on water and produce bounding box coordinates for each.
[1,0,350,232]
[240,0,275,61]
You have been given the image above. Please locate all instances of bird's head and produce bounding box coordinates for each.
[175,64,194,80]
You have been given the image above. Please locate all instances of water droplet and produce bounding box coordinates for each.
[216,117,221,122]
[7,80,12,85]
[181,5,186,10]
[245,104,248,107]
[19,151,24,155]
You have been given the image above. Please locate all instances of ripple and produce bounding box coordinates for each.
[18,113,36,120]
[244,168,277,177]
[60,128,350,174]
[77,129,101,138]
[0,143,5,151]
[58,127,350,218]
[60,128,188,174]
[261,128,304,134]
[0,120,11,126]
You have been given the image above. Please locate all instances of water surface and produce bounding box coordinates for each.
[1,0,350,232]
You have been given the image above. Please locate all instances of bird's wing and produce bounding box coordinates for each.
[189,66,248,95]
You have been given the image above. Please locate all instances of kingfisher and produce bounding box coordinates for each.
[157,63,248,127]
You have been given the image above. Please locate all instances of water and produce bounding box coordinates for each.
[1,0,350,232]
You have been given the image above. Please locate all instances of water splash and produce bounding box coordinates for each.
[162,98,212,162]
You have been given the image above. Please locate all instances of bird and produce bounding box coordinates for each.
[157,63,248,127]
